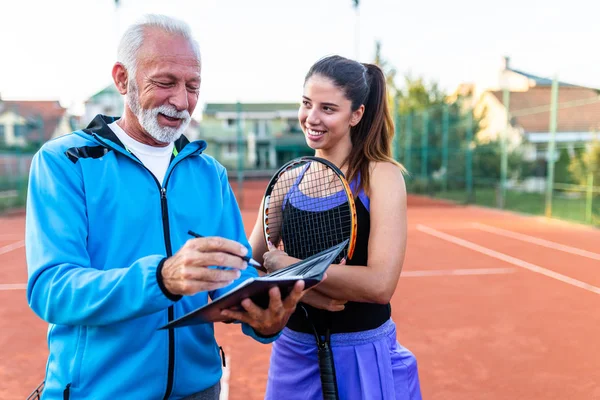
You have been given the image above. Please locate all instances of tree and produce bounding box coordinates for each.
[397,75,446,114]
[569,140,600,187]
[373,40,398,93]
[369,42,518,193]
[554,146,580,184]
[396,76,482,186]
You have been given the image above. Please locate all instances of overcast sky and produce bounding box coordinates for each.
[1,0,597,116]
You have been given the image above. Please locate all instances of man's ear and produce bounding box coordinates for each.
[350,104,365,127]
[112,63,129,95]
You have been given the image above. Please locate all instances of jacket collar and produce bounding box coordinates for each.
[82,114,200,154]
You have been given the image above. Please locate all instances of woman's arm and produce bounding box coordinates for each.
[249,197,269,273]
[312,162,407,304]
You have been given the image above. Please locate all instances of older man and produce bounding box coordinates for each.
[25,14,303,400]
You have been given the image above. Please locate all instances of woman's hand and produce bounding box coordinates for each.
[262,243,299,273]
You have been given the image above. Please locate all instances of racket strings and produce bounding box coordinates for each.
[268,160,353,263]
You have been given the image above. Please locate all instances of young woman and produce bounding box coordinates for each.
[249,55,422,400]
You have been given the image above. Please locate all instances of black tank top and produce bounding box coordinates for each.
[285,192,391,334]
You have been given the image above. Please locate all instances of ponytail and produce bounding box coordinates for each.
[345,63,399,195]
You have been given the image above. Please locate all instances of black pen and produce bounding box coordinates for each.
[187,230,265,271]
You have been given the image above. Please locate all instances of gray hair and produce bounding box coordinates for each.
[117,14,201,81]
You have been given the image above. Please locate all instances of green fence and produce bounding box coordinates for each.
[2,85,599,229]
[394,81,600,227]
[0,152,33,213]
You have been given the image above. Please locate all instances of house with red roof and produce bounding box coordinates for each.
[475,57,600,161]
[0,98,71,148]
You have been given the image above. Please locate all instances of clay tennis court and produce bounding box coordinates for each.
[2,179,599,399]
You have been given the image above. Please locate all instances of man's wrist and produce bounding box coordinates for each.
[253,327,281,338]
[156,257,182,302]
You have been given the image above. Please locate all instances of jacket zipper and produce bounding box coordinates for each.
[92,133,196,400]
[160,187,176,400]
[63,383,71,400]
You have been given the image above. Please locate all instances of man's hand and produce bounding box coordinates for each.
[161,236,248,296]
[220,280,306,337]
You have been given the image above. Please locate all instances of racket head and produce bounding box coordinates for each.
[262,156,357,263]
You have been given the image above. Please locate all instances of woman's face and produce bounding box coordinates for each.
[298,74,363,154]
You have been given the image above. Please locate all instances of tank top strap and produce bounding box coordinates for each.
[349,173,370,212]
[283,163,311,209]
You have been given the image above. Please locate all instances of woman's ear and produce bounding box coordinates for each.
[350,104,365,127]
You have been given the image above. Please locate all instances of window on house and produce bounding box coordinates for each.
[222,142,237,157]
[223,118,237,128]
[13,124,27,138]
[0,125,5,144]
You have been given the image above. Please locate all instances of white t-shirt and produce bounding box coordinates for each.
[108,121,174,186]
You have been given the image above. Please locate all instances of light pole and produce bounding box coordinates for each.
[352,0,360,59]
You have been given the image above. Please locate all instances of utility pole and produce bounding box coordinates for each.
[544,76,559,218]
[352,0,360,59]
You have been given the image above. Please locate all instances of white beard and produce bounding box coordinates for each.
[126,81,191,144]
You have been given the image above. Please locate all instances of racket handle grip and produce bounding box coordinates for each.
[317,342,340,400]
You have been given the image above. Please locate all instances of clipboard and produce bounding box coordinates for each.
[159,239,348,329]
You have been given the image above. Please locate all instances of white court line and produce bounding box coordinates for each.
[0,240,25,256]
[417,224,600,295]
[403,268,516,277]
[220,355,230,400]
[0,283,27,291]
[473,222,600,261]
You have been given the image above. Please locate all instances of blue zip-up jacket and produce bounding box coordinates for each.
[25,115,275,399]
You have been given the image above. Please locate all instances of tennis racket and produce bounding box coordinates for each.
[262,156,357,263]
[262,156,357,400]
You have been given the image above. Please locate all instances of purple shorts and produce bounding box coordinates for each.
[265,319,422,400]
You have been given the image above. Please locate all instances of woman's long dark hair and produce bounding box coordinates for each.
[304,55,403,195]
